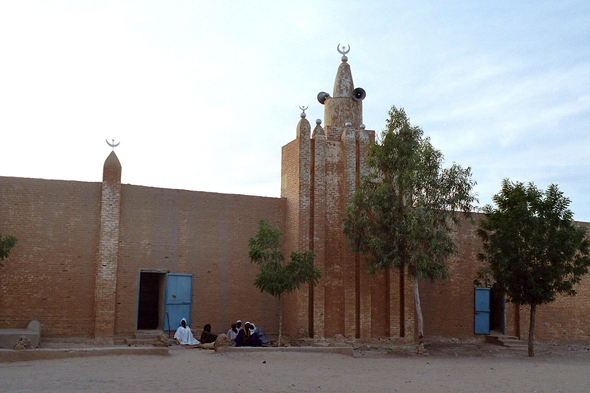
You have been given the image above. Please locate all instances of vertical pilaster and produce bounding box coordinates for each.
[357,126,372,339]
[311,121,326,338]
[296,116,312,332]
[342,124,357,338]
[94,151,122,344]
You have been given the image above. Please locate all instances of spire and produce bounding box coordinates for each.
[103,151,122,182]
[320,45,366,128]
[296,106,311,139]
[333,45,354,98]
[312,118,325,138]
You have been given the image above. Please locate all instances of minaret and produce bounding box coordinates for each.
[281,46,414,341]
[323,46,363,128]
[94,149,122,344]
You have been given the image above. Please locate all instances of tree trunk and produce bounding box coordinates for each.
[414,278,424,354]
[528,303,536,357]
[278,294,283,347]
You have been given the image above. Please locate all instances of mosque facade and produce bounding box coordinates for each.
[1,48,589,344]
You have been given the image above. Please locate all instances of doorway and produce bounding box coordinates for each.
[490,287,505,334]
[137,272,166,330]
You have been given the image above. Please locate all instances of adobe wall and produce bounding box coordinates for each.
[507,221,590,342]
[419,214,590,342]
[508,273,590,342]
[114,185,285,338]
[0,175,285,340]
[0,176,101,337]
[418,213,484,340]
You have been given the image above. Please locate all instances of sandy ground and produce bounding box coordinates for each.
[1,342,589,392]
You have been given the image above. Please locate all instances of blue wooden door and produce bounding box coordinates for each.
[164,273,193,331]
[474,287,491,334]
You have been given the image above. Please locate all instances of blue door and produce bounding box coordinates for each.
[474,287,491,334]
[164,273,193,331]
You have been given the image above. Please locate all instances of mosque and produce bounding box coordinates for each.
[1,47,589,345]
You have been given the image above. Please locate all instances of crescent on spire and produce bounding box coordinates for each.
[106,139,120,150]
[299,105,308,118]
[337,44,350,55]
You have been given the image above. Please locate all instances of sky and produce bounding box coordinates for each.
[1,1,589,220]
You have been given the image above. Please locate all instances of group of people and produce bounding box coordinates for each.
[225,320,271,347]
[173,318,272,348]
[173,318,218,348]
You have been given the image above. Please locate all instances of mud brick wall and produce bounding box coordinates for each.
[418,213,484,339]
[0,176,101,337]
[509,221,590,342]
[114,185,285,338]
[420,215,590,342]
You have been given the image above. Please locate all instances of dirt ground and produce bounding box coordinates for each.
[1,341,589,392]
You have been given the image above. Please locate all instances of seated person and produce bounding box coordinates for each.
[226,323,238,342]
[235,322,262,347]
[200,323,218,344]
[250,322,271,345]
[174,318,200,347]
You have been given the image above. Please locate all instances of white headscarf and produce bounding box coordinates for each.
[174,317,200,345]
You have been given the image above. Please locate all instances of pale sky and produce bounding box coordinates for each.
[1,1,589,220]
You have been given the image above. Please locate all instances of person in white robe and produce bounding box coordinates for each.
[174,318,200,347]
[226,323,238,341]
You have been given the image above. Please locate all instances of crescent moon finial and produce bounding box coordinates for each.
[106,138,120,150]
[299,105,308,118]
[337,44,350,55]
[337,44,350,62]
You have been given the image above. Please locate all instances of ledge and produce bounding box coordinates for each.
[215,346,355,357]
[0,346,169,363]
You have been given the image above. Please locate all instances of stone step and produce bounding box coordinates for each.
[485,334,526,348]
[124,337,174,347]
[134,330,164,340]
[502,342,525,348]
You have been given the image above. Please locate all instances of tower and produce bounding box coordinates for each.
[94,150,122,343]
[281,46,414,341]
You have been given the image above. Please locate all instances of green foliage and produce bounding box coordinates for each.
[476,180,590,306]
[0,233,18,267]
[343,106,477,280]
[248,220,321,298]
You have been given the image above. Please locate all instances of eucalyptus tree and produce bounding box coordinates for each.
[248,220,321,346]
[343,106,477,353]
[476,180,590,357]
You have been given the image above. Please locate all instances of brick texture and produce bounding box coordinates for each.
[114,185,285,339]
[0,176,101,337]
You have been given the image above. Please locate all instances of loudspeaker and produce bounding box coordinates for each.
[352,87,366,101]
[317,92,330,104]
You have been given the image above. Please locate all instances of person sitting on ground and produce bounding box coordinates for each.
[226,323,238,342]
[174,318,200,348]
[235,322,262,347]
[200,323,218,344]
[250,322,272,345]
[236,320,243,331]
